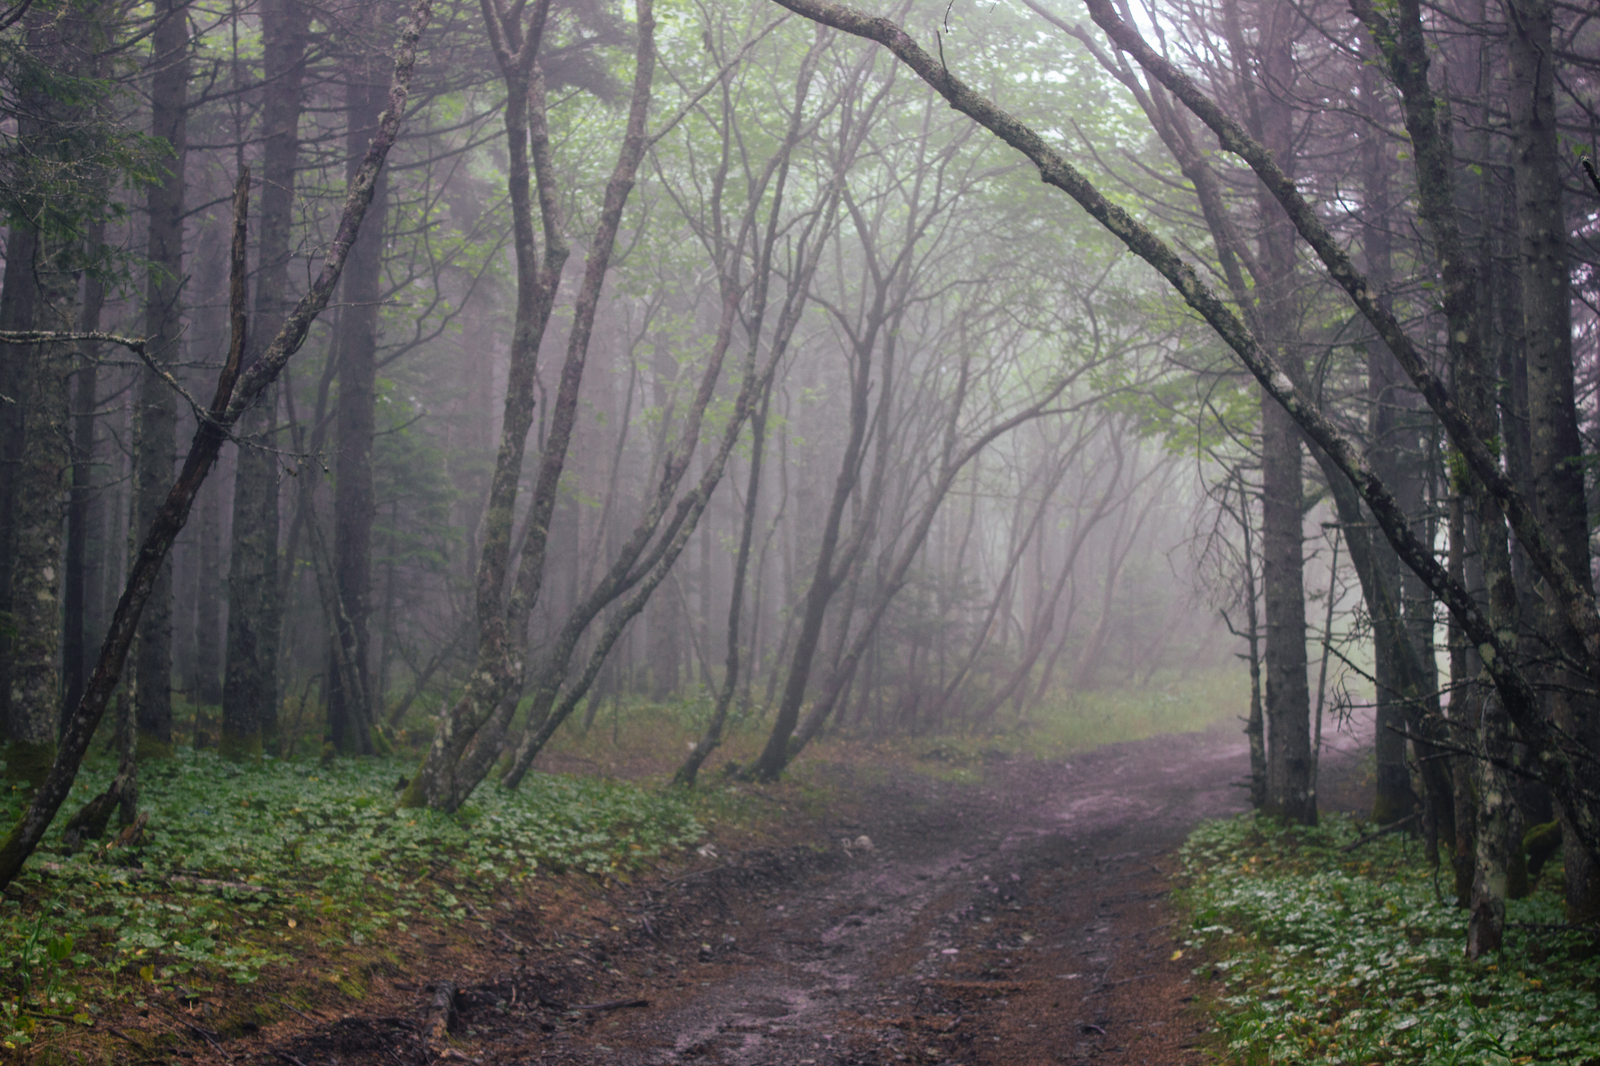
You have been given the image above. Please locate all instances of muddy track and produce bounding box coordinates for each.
[241,720,1277,1066]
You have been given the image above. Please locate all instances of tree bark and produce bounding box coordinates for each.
[0,0,435,889]
[0,222,41,782]
[399,0,656,812]
[327,4,390,754]
[1,226,70,787]
[1507,0,1599,925]
[1236,474,1267,809]
[131,0,191,757]
[1225,0,1314,825]
[220,0,307,758]
[222,7,305,740]
[63,217,107,728]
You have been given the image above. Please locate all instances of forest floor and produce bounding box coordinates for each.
[75,719,1369,1066]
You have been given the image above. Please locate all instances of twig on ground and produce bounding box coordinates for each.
[1338,813,1420,853]
[570,998,650,1012]
[274,997,318,1022]
[152,1001,231,1059]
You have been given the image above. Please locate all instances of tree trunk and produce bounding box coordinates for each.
[1,226,71,788]
[750,342,875,781]
[191,475,223,709]
[399,0,655,811]
[1448,493,1481,906]
[221,0,307,757]
[132,0,191,757]
[676,395,769,787]
[327,9,389,755]
[1507,0,1599,925]
[63,218,107,727]
[1357,56,1421,825]
[1259,397,1313,824]
[0,0,435,889]
[1239,480,1266,810]
[0,256,21,763]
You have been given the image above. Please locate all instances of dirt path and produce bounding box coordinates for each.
[251,720,1267,1066]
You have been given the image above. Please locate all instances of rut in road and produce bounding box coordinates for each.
[448,720,1258,1066]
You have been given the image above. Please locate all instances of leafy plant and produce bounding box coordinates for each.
[0,750,703,1049]
[1178,813,1600,1065]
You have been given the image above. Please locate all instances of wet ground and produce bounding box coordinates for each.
[228,717,1318,1066]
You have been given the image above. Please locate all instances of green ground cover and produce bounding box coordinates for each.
[0,665,1243,1053]
[1022,667,1243,755]
[0,751,703,1050]
[1179,814,1600,1065]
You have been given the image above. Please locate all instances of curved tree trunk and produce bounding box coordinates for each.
[400,0,655,812]
[0,0,434,888]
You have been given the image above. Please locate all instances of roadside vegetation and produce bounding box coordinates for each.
[0,667,1238,1055]
[1178,814,1600,1065]
[0,748,704,1052]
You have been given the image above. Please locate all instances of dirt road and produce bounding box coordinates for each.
[266,720,1258,1066]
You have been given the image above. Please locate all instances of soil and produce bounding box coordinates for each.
[108,720,1370,1066]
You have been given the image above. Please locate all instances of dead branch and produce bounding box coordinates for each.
[1339,812,1421,852]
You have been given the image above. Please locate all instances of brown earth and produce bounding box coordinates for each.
[92,720,1369,1066]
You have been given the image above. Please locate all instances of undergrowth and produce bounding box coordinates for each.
[1179,813,1600,1065]
[888,666,1242,769]
[1021,667,1241,755]
[0,751,703,1050]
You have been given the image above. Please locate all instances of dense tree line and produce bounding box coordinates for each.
[0,0,1595,964]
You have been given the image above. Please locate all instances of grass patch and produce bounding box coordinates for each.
[856,666,1244,771]
[1178,813,1600,1065]
[0,750,704,1052]
[1023,667,1243,756]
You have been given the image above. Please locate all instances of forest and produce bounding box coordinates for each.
[0,0,1597,1054]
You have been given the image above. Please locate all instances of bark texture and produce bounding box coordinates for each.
[326,7,390,754]
[0,0,433,889]
[1507,0,1599,924]
[2,227,69,784]
[131,0,191,756]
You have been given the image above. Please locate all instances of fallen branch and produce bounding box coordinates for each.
[424,981,458,1043]
[570,998,649,1012]
[181,1020,231,1059]
[1339,812,1421,852]
[272,997,320,1024]
[153,1002,231,1060]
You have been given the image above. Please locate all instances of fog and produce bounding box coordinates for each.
[1,0,1598,936]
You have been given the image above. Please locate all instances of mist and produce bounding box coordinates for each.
[0,0,1597,1037]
